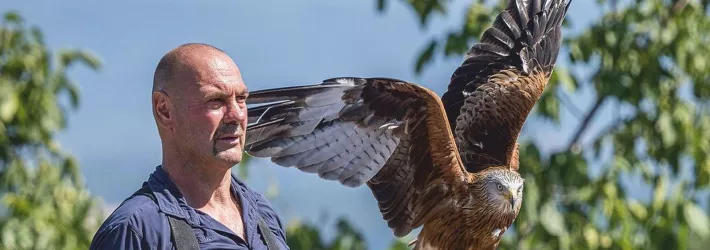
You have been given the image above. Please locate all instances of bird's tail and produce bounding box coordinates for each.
[465,0,571,75]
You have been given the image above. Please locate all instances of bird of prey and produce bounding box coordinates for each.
[244,0,571,249]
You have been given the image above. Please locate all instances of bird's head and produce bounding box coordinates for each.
[476,168,524,214]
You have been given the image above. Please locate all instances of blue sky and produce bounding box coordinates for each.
[3,0,603,249]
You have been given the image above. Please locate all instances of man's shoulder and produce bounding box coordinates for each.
[95,192,163,237]
[90,192,169,249]
[112,193,161,220]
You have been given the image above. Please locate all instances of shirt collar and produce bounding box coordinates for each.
[146,165,197,223]
[145,165,256,230]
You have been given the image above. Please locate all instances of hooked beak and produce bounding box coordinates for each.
[505,189,516,209]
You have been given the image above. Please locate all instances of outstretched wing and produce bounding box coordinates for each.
[441,0,572,172]
[245,77,466,236]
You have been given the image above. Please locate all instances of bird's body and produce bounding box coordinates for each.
[244,0,571,249]
[407,167,523,250]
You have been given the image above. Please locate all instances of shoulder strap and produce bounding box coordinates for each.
[257,217,280,250]
[130,182,155,201]
[168,216,200,250]
[233,175,282,250]
[132,182,200,250]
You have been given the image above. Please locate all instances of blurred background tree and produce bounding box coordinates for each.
[0,11,103,249]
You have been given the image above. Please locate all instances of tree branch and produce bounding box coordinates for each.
[672,0,689,13]
[590,114,635,145]
[557,91,583,119]
[567,97,607,151]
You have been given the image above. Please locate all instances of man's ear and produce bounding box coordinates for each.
[153,91,174,130]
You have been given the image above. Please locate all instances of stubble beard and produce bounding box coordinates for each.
[212,123,244,166]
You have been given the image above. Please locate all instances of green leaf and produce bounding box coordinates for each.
[540,201,566,236]
[554,67,576,92]
[522,175,540,223]
[0,90,19,122]
[684,202,710,238]
[603,181,617,199]
[376,0,386,11]
[627,199,647,220]
[57,49,102,70]
[653,174,668,212]
[536,89,561,122]
[414,40,436,74]
[3,11,22,23]
[570,186,595,202]
[614,156,631,172]
[656,113,677,147]
[388,240,411,250]
[583,225,600,249]
[238,153,251,179]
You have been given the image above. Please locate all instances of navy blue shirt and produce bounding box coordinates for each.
[89,166,290,250]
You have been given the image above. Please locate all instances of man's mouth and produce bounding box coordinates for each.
[217,135,242,143]
[215,125,244,145]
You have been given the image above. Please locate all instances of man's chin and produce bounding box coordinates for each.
[213,148,243,166]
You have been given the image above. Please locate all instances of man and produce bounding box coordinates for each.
[90,43,289,250]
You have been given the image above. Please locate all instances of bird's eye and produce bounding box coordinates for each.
[496,184,503,190]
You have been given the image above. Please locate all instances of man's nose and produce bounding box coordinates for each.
[223,101,246,124]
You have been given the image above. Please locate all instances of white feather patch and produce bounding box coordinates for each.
[492,227,506,238]
[255,118,400,187]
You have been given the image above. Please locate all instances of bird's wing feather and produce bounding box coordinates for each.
[442,0,571,172]
[245,77,467,236]
[245,76,466,184]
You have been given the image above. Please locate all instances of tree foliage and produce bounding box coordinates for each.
[285,216,410,250]
[0,11,103,250]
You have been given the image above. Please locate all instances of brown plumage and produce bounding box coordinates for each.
[244,0,572,249]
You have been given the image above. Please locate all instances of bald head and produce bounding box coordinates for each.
[151,43,249,169]
[152,43,234,94]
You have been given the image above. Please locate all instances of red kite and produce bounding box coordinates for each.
[245,0,571,249]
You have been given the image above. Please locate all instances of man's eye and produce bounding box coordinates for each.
[207,99,223,108]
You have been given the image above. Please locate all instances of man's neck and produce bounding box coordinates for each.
[162,157,235,210]
[161,151,247,238]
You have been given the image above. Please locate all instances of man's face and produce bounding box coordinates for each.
[171,54,248,168]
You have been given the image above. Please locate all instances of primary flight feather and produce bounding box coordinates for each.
[244,0,572,249]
